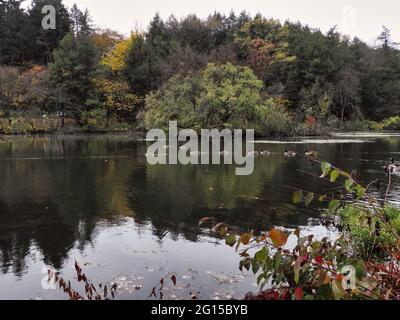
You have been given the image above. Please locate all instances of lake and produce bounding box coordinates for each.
[0,133,399,300]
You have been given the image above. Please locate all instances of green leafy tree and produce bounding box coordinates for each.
[144,63,263,130]
[144,72,203,130]
[201,63,263,128]
[94,78,141,126]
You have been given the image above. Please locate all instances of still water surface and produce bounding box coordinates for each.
[0,134,399,299]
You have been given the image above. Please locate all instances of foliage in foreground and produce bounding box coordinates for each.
[202,159,400,300]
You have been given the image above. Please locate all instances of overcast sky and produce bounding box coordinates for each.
[27,0,400,44]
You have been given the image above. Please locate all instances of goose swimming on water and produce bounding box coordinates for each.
[284,150,297,157]
[385,158,400,174]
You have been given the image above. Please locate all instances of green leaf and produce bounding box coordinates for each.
[330,170,339,182]
[329,199,341,212]
[254,247,268,263]
[321,162,331,177]
[274,252,282,271]
[332,280,346,300]
[297,237,307,247]
[293,191,303,204]
[252,260,261,274]
[225,234,236,247]
[345,179,354,192]
[305,192,314,207]
[355,185,366,198]
[294,261,300,284]
[341,206,353,217]
[257,273,265,285]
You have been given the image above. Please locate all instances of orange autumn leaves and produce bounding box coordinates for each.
[199,217,289,248]
[269,229,289,247]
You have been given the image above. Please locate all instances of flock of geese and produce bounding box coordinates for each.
[170,144,400,174]
[247,149,400,175]
[246,149,317,158]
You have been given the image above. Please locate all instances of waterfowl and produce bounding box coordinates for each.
[305,150,318,157]
[284,150,297,157]
[385,158,400,173]
[247,151,260,157]
[260,149,271,156]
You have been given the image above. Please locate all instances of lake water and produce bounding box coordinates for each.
[0,133,399,300]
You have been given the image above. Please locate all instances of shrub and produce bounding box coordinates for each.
[382,116,400,130]
[255,98,294,136]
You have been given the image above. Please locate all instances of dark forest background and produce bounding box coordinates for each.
[1,0,399,135]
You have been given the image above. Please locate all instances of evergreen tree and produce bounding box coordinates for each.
[27,0,70,64]
[0,0,31,65]
[49,32,99,116]
[70,4,94,38]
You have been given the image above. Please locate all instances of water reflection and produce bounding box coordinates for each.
[0,135,399,298]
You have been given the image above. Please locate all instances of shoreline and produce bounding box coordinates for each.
[1,130,399,140]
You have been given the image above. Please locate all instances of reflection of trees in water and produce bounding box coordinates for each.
[127,154,316,239]
[0,136,141,276]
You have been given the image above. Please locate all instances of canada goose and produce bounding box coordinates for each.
[284,150,297,157]
[260,149,271,156]
[385,158,400,173]
[247,151,260,157]
[305,150,318,157]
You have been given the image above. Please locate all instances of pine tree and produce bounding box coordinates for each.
[70,4,94,38]
[0,0,31,65]
[49,32,99,116]
[27,0,70,64]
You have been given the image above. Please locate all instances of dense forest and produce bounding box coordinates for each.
[0,0,399,135]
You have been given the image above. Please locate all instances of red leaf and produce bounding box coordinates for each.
[198,217,213,226]
[315,256,324,265]
[295,287,304,300]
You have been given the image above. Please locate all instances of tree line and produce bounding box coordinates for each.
[1,0,399,135]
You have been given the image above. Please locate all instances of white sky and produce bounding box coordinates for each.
[26,0,400,44]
